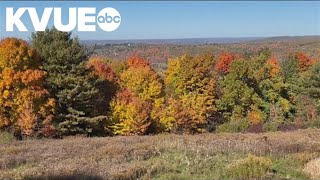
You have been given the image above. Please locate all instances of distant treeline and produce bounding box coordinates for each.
[93,36,320,66]
[0,28,319,138]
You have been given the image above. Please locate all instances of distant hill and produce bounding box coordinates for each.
[251,35,320,44]
[82,37,264,45]
[88,35,320,69]
[82,36,320,46]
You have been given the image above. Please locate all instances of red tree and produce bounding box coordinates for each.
[127,54,151,69]
[87,57,116,82]
[215,52,237,74]
[296,52,315,72]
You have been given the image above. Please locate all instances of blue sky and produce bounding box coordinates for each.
[0,1,319,40]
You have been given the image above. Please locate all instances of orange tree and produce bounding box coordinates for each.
[0,38,55,136]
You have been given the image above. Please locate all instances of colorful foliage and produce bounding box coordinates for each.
[296,52,316,72]
[164,54,217,133]
[267,56,281,77]
[1,32,319,137]
[0,38,54,135]
[87,57,117,82]
[217,51,290,131]
[214,52,237,74]
[110,55,164,135]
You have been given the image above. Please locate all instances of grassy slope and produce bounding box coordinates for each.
[1,129,320,180]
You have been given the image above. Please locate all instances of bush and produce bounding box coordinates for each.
[0,131,15,144]
[263,120,282,132]
[304,116,320,128]
[263,103,287,132]
[224,154,272,180]
[216,118,250,133]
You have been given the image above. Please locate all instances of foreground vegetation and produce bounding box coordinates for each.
[1,129,320,180]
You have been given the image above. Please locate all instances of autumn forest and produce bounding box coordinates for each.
[0,29,319,139]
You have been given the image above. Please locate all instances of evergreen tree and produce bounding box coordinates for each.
[302,62,320,101]
[31,28,106,136]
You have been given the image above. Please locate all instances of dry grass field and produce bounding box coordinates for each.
[2,129,320,180]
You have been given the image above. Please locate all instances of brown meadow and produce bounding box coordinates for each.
[2,129,320,180]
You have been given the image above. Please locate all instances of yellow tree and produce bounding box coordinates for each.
[164,54,217,133]
[0,38,55,136]
[110,55,164,135]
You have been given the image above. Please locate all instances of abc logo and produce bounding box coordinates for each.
[97,7,121,32]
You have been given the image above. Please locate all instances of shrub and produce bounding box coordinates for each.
[305,119,320,129]
[263,120,282,132]
[224,154,272,180]
[0,131,15,144]
[263,103,286,132]
[216,118,250,133]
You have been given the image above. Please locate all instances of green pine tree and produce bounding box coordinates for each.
[31,28,107,136]
[304,62,320,100]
